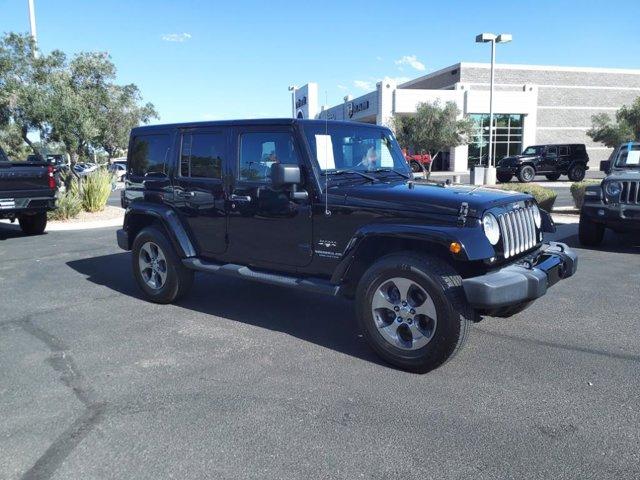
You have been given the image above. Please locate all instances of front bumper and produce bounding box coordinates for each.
[462,242,577,311]
[582,203,640,230]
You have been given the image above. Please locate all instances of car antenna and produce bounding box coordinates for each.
[324,90,331,216]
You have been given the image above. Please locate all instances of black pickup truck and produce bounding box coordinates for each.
[116,119,578,372]
[0,147,57,235]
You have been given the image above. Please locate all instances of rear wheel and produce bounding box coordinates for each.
[568,164,586,182]
[517,165,536,183]
[545,173,561,181]
[578,213,605,246]
[410,160,422,173]
[497,172,513,183]
[18,212,47,235]
[356,253,472,373]
[132,226,194,303]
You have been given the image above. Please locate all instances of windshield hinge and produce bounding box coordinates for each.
[457,202,469,227]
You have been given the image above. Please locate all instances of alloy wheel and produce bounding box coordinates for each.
[138,241,168,290]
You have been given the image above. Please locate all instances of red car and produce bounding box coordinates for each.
[403,150,432,173]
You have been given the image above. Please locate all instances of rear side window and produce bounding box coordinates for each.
[129,134,170,176]
[180,132,225,179]
[559,146,569,156]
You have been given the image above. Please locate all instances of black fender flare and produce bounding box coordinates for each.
[330,222,494,284]
[123,201,196,258]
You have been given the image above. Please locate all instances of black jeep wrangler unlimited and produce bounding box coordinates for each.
[497,143,589,183]
[579,142,640,246]
[117,120,577,372]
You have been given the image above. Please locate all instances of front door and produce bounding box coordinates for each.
[172,128,229,257]
[225,128,313,268]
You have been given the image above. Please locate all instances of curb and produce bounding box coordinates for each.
[47,215,124,231]
[551,213,579,225]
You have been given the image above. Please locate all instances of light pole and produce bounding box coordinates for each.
[475,32,512,185]
[27,0,38,57]
[288,85,298,119]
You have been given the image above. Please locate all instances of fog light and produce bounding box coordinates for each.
[449,242,462,254]
[598,209,605,216]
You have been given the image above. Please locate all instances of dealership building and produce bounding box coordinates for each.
[294,63,640,172]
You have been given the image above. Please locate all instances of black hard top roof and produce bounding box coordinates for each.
[131,118,388,135]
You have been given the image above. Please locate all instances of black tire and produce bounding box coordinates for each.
[18,212,47,235]
[410,160,422,173]
[578,213,605,246]
[517,165,536,183]
[568,164,586,182]
[497,172,513,183]
[131,226,194,304]
[545,173,561,181]
[355,252,472,373]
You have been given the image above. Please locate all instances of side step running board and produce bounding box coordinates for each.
[182,258,340,296]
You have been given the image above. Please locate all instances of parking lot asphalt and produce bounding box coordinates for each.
[1,222,639,480]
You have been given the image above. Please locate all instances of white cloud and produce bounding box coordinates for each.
[394,54,425,71]
[337,84,348,90]
[161,33,192,42]
[353,80,374,91]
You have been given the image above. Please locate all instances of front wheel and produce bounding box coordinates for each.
[18,212,47,235]
[497,172,513,183]
[132,226,194,304]
[568,164,586,182]
[410,160,422,173]
[578,213,605,246]
[517,165,536,183]
[355,253,472,373]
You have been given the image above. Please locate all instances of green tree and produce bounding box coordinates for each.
[0,32,65,157]
[587,97,640,147]
[391,101,474,178]
[97,84,157,160]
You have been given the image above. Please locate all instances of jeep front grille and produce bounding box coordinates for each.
[621,181,640,204]
[497,206,538,259]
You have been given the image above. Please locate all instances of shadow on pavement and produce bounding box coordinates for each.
[66,252,386,368]
[550,222,640,254]
[0,222,49,240]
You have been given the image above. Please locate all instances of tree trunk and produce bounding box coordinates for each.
[426,151,440,181]
[20,127,42,160]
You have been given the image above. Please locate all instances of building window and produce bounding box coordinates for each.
[467,114,523,167]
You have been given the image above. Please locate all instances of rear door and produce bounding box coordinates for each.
[557,145,570,171]
[541,145,558,173]
[172,128,230,257]
[225,126,313,268]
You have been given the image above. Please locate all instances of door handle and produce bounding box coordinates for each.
[178,190,195,198]
[230,194,252,202]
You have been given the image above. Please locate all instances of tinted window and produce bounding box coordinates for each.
[181,132,225,179]
[129,134,170,176]
[239,132,299,182]
[559,146,569,156]
[546,146,557,155]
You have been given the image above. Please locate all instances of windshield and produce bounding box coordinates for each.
[522,146,543,155]
[302,123,410,175]
[613,143,640,168]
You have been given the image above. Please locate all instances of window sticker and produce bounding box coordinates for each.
[315,134,336,170]
[380,144,394,167]
[626,150,640,165]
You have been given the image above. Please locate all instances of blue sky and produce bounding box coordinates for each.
[3,0,639,123]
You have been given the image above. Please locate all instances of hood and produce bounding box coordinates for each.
[606,169,640,181]
[499,154,537,165]
[332,180,533,218]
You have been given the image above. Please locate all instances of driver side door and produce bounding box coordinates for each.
[225,127,313,269]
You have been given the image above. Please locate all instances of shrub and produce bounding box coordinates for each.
[81,169,114,212]
[49,189,82,220]
[491,183,558,212]
[570,180,601,209]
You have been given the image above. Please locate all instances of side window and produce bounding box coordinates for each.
[238,132,299,182]
[180,132,225,179]
[129,134,170,176]
[546,146,557,156]
[559,146,569,156]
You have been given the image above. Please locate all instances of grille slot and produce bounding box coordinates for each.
[497,206,539,258]
[621,181,640,204]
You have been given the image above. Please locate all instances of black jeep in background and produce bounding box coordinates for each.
[579,142,640,246]
[116,119,577,372]
[497,143,589,183]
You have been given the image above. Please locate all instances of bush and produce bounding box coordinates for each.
[570,180,601,209]
[491,183,558,212]
[81,169,114,212]
[49,188,82,221]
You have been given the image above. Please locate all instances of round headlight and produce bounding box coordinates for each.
[482,213,500,245]
[605,181,622,197]
[532,205,542,228]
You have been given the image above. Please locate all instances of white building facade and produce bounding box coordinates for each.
[296,63,640,172]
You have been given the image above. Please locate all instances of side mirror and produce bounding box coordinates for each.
[600,160,611,174]
[271,163,301,187]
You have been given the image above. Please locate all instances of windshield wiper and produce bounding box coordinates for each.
[369,168,410,179]
[324,169,378,182]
